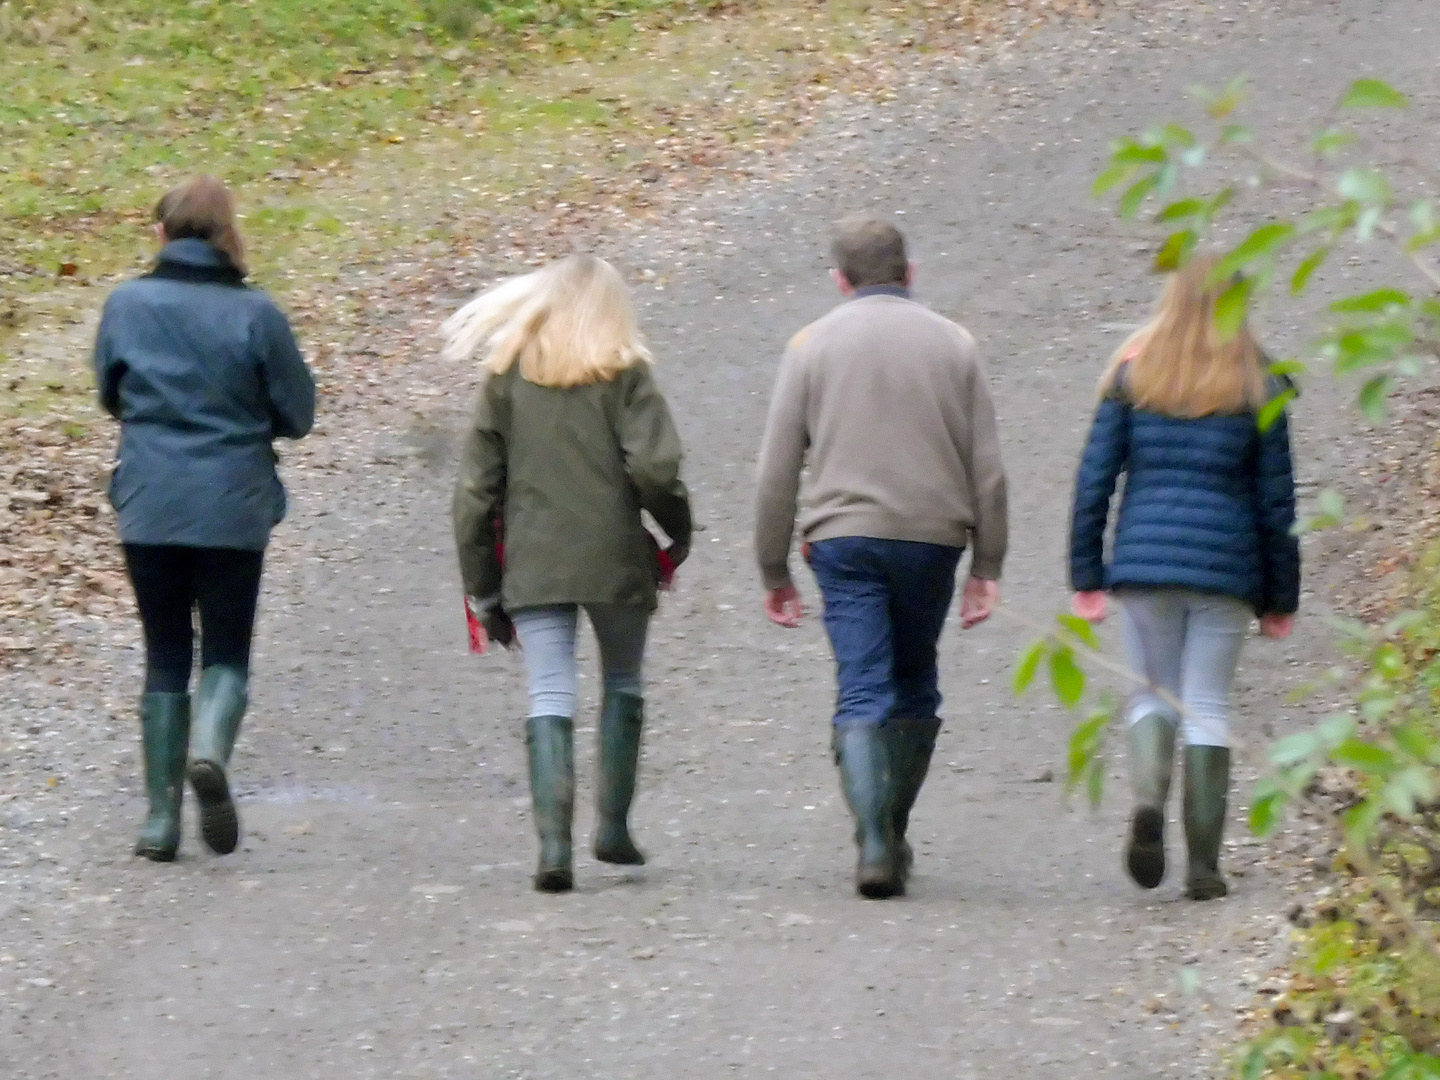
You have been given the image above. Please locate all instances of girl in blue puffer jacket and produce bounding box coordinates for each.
[1068,255,1300,901]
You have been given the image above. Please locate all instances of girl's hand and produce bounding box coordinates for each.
[1260,613,1294,640]
[1072,590,1108,623]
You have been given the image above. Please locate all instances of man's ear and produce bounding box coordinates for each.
[830,267,855,296]
[904,261,915,289]
[155,223,168,245]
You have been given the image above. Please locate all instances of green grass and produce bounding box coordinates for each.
[1,0,700,281]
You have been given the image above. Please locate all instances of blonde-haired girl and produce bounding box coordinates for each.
[449,254,693,893]
[1068,254,1300,901]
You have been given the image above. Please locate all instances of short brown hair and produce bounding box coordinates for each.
[831,214,907,288]
[156,175,247,275]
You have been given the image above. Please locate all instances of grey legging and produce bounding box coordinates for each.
[510,604,649,719]
[1117,588,1252,748]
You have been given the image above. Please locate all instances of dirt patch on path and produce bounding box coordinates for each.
[5,1,1439,1077]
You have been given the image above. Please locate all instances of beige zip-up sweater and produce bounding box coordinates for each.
[754,292,1008,589]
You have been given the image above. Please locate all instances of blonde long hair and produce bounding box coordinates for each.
[439,254,652,388]
[1101,254,1266,416]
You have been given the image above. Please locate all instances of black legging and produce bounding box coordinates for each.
[122,545,265,694]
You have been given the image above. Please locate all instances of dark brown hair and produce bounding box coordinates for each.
[155,175,247,275]
[831,214,908,288]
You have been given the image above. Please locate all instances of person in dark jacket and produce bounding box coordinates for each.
[1068,254,1299,901]
[94,175,316,862]
[448,254,693,893]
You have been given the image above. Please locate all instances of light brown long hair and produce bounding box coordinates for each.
[439,254,651,388]
[155,175,248,275]
[1100,254,1266,416]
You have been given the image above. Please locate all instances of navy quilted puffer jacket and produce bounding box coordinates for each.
[1068,381,1300,615]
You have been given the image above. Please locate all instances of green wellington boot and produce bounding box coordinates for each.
[1124,713,1178,889]
[525,715,575,892]
[594,691,646,865]
[884,716,942,884]
[833,720,901,899]
[187,665,248,856]
[1183,745,1231,901]
[135,693,191,862]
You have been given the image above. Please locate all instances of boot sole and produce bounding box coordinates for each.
[1186,876,1228,901]
[534,868,574,892]
[189,761,239,855]
[1125,807,1166,889]
[857,865,902,899]
[134,842,177,862]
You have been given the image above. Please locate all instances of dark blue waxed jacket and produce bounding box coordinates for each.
[93,239,316,551]
[1068,376,1300,615]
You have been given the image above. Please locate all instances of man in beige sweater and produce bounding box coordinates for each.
[754,214,1008,899]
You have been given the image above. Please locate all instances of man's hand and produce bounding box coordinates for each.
[764,584,804,628]
[959,576,999,628]
[1072,590,1108,623]
[1260,613,1294,640]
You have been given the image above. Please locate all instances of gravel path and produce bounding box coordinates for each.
[5,0,1438,1076]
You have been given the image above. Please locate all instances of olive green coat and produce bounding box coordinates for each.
[453,362,693,612]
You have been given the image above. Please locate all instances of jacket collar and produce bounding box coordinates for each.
[149,239,246,286]
[851,284,910,300]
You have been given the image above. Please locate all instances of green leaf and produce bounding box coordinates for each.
[1341,797,1384,847]
[1405,225,1440,252]
[1311,127,1355,156]
[1316,713,1357,746]
[1409,199,1435,233]
[1213,276,1253,341]
[1336,167,1391,207]
[1249,788,1286,836]
[1392,722,1439,765]
[1093,161,1140,197]
[1212,222,1296,280]
[1299,203,1359,236]
[1358,374,1392,423]
[1382,766,1437,817]
[1257,387,1296,432]
[1339,78,1408,109]
[1057,613,1100,650]
[1326,323,1414,375]
[1269,730,1320,767]
[1329,737,1397,776]
[1196,74,1248,119]
[1155,198,1205,224]
[1154,229,1196,272]
[1014,640,1046,694]
[1267,358,1308,379]
[1049,648,1085,708]
[1178,966,1200,996]
[1356,204,1383,241]
[1330,287,1410,314]
[1084,758,1104,808]
[1217,124,1252,147]
[1112,140,1167,165]
[1318,488,1345,519]
[1118,173,1161,219]
[1290,247,1328,294]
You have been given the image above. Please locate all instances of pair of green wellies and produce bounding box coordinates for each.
[134,665,248,862]
[1124,713,1231,901]
[524,690,648,892]
[831,716,942,899]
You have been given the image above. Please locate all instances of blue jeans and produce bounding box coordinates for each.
[807,537,963,726]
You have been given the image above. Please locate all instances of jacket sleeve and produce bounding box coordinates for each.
[618,365,693,556]
[93,297,124,419]
[1068,396,1130,592]
[452,375,508,600]
[753,342,809,591]
[960,358,1008,580]
[256,302,316,440]
[1256,409,1301,615]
